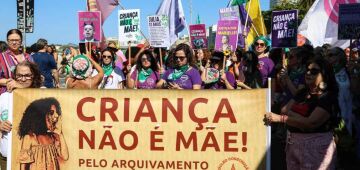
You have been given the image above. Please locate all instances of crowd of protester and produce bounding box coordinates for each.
[0,28,360,169]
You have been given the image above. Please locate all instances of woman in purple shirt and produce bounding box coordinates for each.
[128,50,160,89]
[202,51,236,89]
[156,43,201,89]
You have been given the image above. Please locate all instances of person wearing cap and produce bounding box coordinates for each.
[251,36,275,87]
[65,53,104,89]
[108,41,127,70]
[201,51,236,89]
[156,43,201,89]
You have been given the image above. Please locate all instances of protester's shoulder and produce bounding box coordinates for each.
[113,66,124,75]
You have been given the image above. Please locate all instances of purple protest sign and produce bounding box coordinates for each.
[271,10,298,48]
[215,20,239,52]
[189,24,208,49]
[78,11,102,43]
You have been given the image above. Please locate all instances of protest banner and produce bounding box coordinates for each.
[189,24,207,49]
[78,11,101,43]
[148,15,170,48]
[118,9,142,47]
[271,10,298,48]
[338,3,360,40]
[9,89,268,169]
[219,6,240,20]
[17,0,34,33]
[215,20,239,52]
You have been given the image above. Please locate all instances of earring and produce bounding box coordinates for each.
[319,82,327,90]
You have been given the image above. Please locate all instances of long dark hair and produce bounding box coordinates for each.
[136,50,158,72]
[305,57,338,94]
[171,43,197,68]
[14,61,43,88]
[18,98,62,139]
[242,51,262,88]
[99,48,116,68]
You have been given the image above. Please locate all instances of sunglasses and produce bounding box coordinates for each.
[102,55,112,59]
[306,68,321,75]
[254,42,265,47]
[176,56,186,61]
[141,57,151,62]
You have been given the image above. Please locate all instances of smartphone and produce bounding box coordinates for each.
[64,48,71,55]
[79,43,86,55]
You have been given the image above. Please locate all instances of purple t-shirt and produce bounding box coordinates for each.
[258,57,274,87]
[130,70,160,89]
[162,67,202,89]
[204,71,236,89]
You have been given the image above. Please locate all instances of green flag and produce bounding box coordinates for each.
[231,0,247,6]
[196,14,201,24]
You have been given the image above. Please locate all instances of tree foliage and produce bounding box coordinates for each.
[262,0,315,34]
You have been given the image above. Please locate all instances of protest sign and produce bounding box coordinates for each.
[219,6,240,20]
[78,11,101,43]
[148,15,170,48]
[189,24,207,49]
[215,20,239,52]
[271,10,298,48]
[338,3,360,40]
[118,9,142,47]
[10,89,268,169]
[17,0,34,33]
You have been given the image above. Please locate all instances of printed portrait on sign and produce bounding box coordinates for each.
[17,97,68,170]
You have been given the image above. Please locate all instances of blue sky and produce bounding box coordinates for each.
[0,0,269,45]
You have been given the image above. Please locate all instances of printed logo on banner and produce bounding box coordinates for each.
[217,157,249,170]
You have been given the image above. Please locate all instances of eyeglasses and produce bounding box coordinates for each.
[141,57,151,62]
[175,56,186,61]
[15,74,33,80]
[102,55,112,59]
[254,42,265,47]
[8,39,21,44]
[306,68,321,75]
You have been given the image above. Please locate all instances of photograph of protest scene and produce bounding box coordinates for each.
[1,0,360,169]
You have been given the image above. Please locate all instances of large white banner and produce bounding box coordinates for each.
[148,15,170,48]
[118,9,142,47]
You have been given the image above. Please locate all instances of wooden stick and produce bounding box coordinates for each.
[159,48,163,68]
[128,41,131,66]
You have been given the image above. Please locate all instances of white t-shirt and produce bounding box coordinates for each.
[0,92,13,157]
[92,67,125,89]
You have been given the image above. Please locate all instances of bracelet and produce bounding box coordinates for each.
[281,115,288,123]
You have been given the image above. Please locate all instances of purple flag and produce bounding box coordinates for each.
[156,0,186,46]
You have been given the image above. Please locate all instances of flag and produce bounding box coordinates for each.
[230,0,247,6]
[196,14,201,24]
[87,0,118,49]
[229,3,253,48]
[298,0,360,48]
[245,0,267,46]
[156,0,186,46]
[89,0,119,24]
